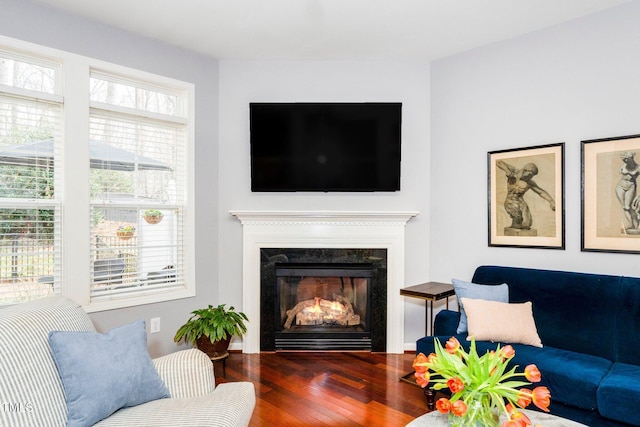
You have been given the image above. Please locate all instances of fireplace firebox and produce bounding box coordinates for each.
[260,248,387,352]
[275,263,372,350]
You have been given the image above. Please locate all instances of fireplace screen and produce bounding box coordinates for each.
[274,263,372,350]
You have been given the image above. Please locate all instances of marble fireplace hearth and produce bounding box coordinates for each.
[230,210,418,354]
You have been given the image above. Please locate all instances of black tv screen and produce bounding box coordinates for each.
[250,102,401,192]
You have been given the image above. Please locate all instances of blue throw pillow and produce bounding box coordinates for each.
[48,320,170,427]
[452,278,509,334]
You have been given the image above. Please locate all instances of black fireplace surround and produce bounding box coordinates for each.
[260,248,387,352]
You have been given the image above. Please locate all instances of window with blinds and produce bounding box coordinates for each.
[0,50,62,304]
[88,72,188,301]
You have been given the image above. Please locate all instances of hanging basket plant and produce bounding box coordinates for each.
[116,224,136,240]
[143,209,164,225]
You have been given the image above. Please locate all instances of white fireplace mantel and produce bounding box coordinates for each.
[230,210,419,353]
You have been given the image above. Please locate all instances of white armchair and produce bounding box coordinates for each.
[0,296,255,427]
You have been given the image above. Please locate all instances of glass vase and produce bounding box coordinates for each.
[447,400,499,427]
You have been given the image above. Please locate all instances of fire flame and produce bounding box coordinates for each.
[312,297,322,314]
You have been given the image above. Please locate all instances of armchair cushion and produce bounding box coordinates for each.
[95,383,256,427]
[48,320,170,427]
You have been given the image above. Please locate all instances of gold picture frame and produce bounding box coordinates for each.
[488,143,565,249]
[582,134,640,253]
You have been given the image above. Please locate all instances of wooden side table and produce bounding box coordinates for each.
[400,281,455,336]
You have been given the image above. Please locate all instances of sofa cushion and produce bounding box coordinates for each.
[48,320,170,427]
[461,299,542,347]
[451,278,509,333]
[597,363,640,426]
[497,343,612,411]
[614,277,640,365]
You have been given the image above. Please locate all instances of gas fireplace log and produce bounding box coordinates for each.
[284,300,316,329]
[283,296,357,329]
[332,294,354,314]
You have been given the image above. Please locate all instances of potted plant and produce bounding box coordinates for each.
[116,224,136,240]
[143,209,164,224]
[174,304,248,358]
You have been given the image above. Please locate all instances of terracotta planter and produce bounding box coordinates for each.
[196,335,232,358]
[116,231,134,240]
[143,215,163,224]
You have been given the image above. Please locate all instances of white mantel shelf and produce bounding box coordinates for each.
[230,210,419,354]
[229,210,419,224]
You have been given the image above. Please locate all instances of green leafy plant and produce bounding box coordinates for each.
[174,304,248,345]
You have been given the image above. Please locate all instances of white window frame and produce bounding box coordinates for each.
[0,35,196,312]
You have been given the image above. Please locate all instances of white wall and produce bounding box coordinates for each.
[217,60,431,349]
[1,0,220,357]
[430,2,640,290]
[7,0,639,354]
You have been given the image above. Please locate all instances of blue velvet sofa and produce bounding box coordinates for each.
[416,266,640,427]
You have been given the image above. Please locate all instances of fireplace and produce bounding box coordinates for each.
[230,210,418,353]
[260,248,387,351]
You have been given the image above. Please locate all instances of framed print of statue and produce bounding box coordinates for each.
[488,143,565,249]
[582,134,640,253]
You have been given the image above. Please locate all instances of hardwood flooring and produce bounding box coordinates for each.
[217,352,430,427]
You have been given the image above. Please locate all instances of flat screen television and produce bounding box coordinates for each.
[250,102,401,192]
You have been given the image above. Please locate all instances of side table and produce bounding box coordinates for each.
[399,282,456,392]
[400,281,455,336]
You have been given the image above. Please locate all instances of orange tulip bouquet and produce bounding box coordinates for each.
[413,337,551,427]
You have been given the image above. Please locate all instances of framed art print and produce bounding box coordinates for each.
[488,143,565,249]
[582,134,640,253]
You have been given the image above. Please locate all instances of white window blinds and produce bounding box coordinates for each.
[0,50,62,304]
[88,72,188,301]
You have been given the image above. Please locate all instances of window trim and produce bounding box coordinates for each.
[0,35,196,312]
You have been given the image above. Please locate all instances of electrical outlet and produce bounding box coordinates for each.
[150,317,161,334]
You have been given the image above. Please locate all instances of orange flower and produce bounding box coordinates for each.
[531,386,551,412]
[500,345,515,359]
[447,377,465,393]
[413,353,427,369]
[436,397,452,414]
[516,388,533,408]
[506,403,532,427]
[524,364,541,382]
[501,422,521,427]
[451,399,467,417]
[414,370,430,388]
[445,336,461,354]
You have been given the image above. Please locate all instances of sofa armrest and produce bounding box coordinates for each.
[434,309,460,336]
[153,348,216,398]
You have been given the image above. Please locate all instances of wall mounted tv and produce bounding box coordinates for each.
[250,102,401,192]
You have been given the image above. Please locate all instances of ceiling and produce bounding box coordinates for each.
[28,0,631,61]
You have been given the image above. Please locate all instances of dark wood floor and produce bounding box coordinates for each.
[217,351,430,427]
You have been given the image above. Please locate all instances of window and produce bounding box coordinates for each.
[88,72,189,302]
[0,49,62,304]
[0,37,194,310]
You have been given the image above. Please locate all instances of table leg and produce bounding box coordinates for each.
[428,300,434,336]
